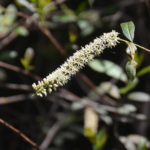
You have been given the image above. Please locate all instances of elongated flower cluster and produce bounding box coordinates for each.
[32,30,119,97]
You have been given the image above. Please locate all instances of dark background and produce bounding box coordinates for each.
[0,0,150,150]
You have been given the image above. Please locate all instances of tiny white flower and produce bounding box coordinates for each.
[32,30,119,97]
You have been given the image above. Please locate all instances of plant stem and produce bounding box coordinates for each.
[134,43,150,52]
[118,38,150,53]
[0,118,40,150]
[118,38,129,44]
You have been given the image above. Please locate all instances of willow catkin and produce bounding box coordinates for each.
[32,30,119,97]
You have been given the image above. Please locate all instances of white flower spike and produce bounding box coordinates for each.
[32,30,119,97]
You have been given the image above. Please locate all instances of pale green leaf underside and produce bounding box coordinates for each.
[88,59,127,82]
[127,91,150,102]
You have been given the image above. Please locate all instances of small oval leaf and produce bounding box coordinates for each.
[120,21,135,42]
[100,82,121,99]
[117,104,136,115]
[88,59,127,82]
[127,92,150,102]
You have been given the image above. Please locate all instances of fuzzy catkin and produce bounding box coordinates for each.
[32,30,119,97]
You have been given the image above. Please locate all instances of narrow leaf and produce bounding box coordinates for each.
[119,78,138,94]
[137,66,150,77]
[94,129,107,150]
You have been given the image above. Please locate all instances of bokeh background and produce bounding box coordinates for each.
[0,0,150,150]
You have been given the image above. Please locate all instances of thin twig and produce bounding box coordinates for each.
[0,94,33,105]
[1,83,31,91]
[58,89,119,112]
[36,24,66,56]
[40,121,62,150]
[0,32,17,50]
[59,89,97,108]
[78,72,117,106]
[0,8,36,50]
[0,61,41,81]
[134,43,150,53]
[0,118,41,150]
[118,38,150,53]
[59,89,147,121]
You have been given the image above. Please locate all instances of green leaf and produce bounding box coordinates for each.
[100,115,112,125]
[20,47,34,71]
[37,0,52,8]
[127,92,150,102]
[119,78,138,94]
[16,0,36,12]
[76,2,87,14]
[52,14,76,23]
[68,30,78,43]
[84,128,96,144]
[117,104,136,115]
[137,139,147,150]
[88,59,127,82]
[93,129,107,150]
[0,4,17,35]
[88,0,95,7]
[14,26,29,36]
[5,4,17,25]
[58,4,76,22]
[135,52,144,68]
[0,51,17,61]
[81,25,94,36]
[21,58,34,70]
[126,61,136,81]
[100,82,121,99]
[120,21,135,42]
[137,66,150,77]
[71,102,84,111]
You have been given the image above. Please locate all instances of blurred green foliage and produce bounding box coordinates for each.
[0,1,150,150]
